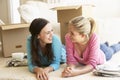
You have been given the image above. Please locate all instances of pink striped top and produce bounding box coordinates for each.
[65,33,106,68]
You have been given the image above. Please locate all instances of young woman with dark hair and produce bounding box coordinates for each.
[27,18,66,80]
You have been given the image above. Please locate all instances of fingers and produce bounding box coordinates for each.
[62,71,68,77]
[36,73,41,80]
[62,71,72,77]
[64,67,72,74]
[42,72,48,80]
[62,67,73,77]
[36,72,48,80]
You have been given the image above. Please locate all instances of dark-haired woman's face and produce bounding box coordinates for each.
[37,23,53,45]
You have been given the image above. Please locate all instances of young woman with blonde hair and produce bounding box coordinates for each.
[62,16,120,77]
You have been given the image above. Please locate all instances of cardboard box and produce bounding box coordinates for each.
[52,5,94,44]
[0,24,30,57]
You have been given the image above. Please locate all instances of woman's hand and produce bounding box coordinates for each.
[62,64,94,77]
[34,67,49,80]
[62,66,81,77]
[62,67,74,77]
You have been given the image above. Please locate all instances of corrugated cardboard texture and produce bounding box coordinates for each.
[0,24,30,57]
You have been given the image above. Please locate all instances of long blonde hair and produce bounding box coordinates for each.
[69,16,96,39]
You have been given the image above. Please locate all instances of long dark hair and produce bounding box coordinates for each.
[29,18,53,66]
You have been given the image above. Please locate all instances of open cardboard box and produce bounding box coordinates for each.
[52,5,94,44]
[0,24,30,57]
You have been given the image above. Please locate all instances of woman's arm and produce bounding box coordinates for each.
[49,35,62,70]
[62,64,94,77]
[44,66,54,72]
[73,64,94,76]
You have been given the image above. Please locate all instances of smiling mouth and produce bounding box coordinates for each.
[48,38,52,41]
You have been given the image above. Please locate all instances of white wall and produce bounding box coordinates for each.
[47,0,120,18]
[93,0,120,18]
[8,0,21,24]
[93,0,120,44]
[0,0,120,24]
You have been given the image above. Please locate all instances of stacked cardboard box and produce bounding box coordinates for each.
[0,24,30,57]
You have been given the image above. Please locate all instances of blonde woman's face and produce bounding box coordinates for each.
[38,23,53,44]
[68,25,85,43]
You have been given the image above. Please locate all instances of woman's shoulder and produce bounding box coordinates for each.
[52,34,61,42]
[90,33,99,39]
[27,35,32,41]
[89,33,100,43]
[52,34,62,46]
[53,34,60,39]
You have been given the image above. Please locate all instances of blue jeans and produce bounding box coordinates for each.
[100,42,120,61]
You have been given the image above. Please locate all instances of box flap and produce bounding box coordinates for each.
[52,5,82,10]
[51,4,94,11]
[0,24,30,30]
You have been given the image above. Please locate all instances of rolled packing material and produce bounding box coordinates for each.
[12,52,24,61]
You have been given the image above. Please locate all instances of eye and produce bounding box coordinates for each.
[46,29,53,34]
[46,31,51,34]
